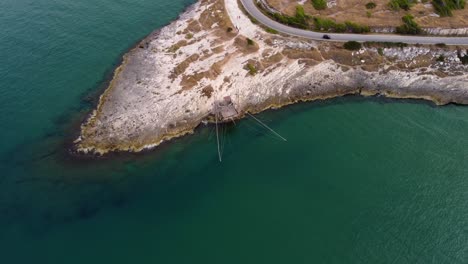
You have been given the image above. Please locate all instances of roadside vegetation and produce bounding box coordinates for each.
[269,6,371,34]
[265,27,279,34]
[432,0,465,17]
[343,41,362,50]
[255,0,466,35]
[314,18,370,33]
[271,6,308,29]
[312,0,327,10]
[364,41,408,48]
[396,14,423,35]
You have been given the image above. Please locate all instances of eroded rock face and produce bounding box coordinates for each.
[424,27,468,36]
[75,0,468,155]
[372,27,468,36]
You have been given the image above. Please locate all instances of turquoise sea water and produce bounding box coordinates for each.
[2,0,468,262]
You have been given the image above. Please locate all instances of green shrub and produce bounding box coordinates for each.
[344,41,362,50]
[247,63,257,75]
[296,5,306,18]
[246,38,255,45]
[366,11,372,17]
[270,6,309,29]
[271,8,370,34]
[435,43,447,48]
[396,14,423,35]
[345,21,370,33]
[432,0,465,17]
[366,2,377,8]
[436,55,445,62]
[313,17,338,31]
[458,50,468,64]
[227,27,233,33]
[312,0,327,10]
[313,17,369,33]
[377,47,384,55]
[389,0,415,10]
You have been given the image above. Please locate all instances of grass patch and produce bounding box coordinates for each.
[249,17,258,24]
[432,0,465,17]
[389,0,415,10]
[265,27,279,34]
[247,63,257,75]
[396,14,423,35]
[344,41,362,50]
[312,0,327,10]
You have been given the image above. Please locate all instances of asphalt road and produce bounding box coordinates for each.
[240,0,468,45]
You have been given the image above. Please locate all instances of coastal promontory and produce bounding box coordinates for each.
[75,0,468,154]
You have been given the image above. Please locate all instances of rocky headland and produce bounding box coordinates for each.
[74,0,468,155]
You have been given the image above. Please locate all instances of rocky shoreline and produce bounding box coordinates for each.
[74,0,468,155]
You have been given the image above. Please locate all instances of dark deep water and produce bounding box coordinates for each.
[2,0,468,262]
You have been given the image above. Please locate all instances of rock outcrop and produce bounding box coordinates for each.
[75,0,468,154]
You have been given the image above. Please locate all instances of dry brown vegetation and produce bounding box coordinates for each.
[234,36,260,53]
[282,48,323,60]
[170,54,200,80]
[201,85,214,97]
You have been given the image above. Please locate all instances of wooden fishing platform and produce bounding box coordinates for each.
[213,96,239,122]
[212,95,286,162]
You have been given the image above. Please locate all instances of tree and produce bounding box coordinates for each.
[344,41,362,50]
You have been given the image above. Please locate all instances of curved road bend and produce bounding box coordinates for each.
[240,0,468,45]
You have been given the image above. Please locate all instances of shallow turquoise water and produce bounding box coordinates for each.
[2,0,468,263]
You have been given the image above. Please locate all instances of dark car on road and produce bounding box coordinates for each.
[322,34,331,39]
